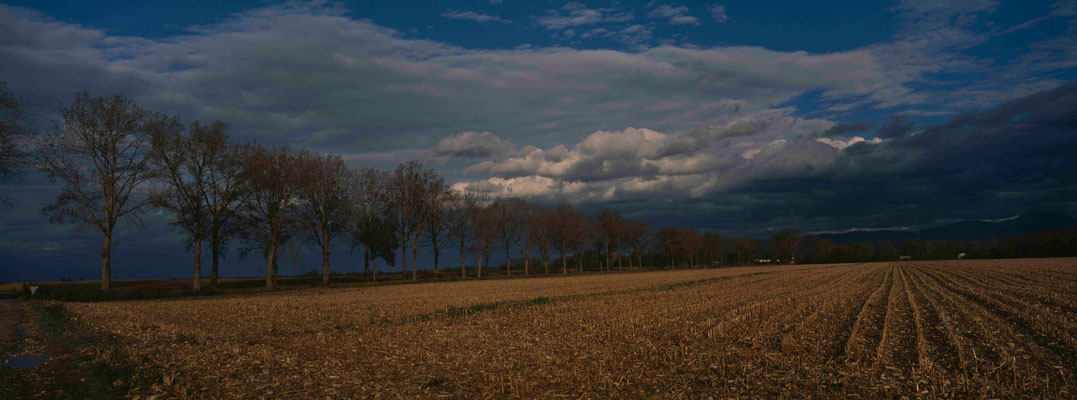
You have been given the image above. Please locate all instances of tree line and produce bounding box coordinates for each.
[3,88,1075,291]
[2,89,750,291]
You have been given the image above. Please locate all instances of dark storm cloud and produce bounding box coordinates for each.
[675,83,1077,236]
[875,116,914,139]
[813,121,871,138]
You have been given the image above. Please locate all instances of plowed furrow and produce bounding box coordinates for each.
[842,266,894,364]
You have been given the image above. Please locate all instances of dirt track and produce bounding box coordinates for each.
[0,300,22,352]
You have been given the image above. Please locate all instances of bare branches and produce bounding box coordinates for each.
[294,150,351,285]
[37,91,172,290]
[237,145,302,289]
[0,82,35,194]
[150,120,230,290]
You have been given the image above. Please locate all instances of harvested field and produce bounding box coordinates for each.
[55,259,1077,398]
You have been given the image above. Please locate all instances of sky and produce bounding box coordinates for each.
[1,0,1076,281]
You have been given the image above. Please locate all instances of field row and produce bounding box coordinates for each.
[65,259,1077,398]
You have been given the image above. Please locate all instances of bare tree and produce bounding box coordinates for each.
[550,204,577,274]
[0,82,35,200]
[568,212,593,273]
[625,221,650,269]
[150,120,225,291]
[203,135,251,286]
[493,197,524,276]
[770,228,803,264]
[656,227,678,269]
[37,92,170,290]
[517,200,534,275]
[295,151,351,285]
[350,167,397,282]
[530,205,557,274]
[446,191,482,278]
[673,227,704,268]
[595,207,622,271]
[472,201,499,278]
[424,184,454,278]
[393,161,444,281]
[238,145,300,289]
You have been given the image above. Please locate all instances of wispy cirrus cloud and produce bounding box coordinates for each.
[536,2,634,30]
[648,5,700,26]
[708,4,728,23]
[441,10,510,24]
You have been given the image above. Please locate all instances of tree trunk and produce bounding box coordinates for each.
[193,239,202,291]
[363,246,371,281]
[522,239,530,276]
[370,249,378,283]
[604,238,609,271]
[321,231,331,286]
[411,243,419,281]
[265,242,277,289]
[577,251,583,273]
[100,230,112,291]
[504,247,512,276]
[459,240,467,278]
[433,243,440,278]
[560,243,567,274]
[401,239,408,279]
[477,253,484,278]
[211,237,220,286]
[543,259,549,275]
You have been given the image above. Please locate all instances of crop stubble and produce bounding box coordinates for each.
[63,259,1076,398]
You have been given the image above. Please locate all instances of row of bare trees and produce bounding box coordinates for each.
[12,90,772,291]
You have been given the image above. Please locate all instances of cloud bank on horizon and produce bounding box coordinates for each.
[0,0,1075,261]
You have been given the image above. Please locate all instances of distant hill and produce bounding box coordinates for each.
[818,212,1077,243]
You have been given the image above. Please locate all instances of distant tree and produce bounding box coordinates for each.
[202,135,251,286]
[37,92,170,290]
[423,184,454,278]
[493,197,525,276]
[294,151,351,285]
[530,205,557,274]
[595,207,622,271]
[350,167,397,282]
[150,120,224,291]
[472,201,499,278]
[625,221,651,268]
[770,228,803,263]
[656,227,678,268]
[0,82,35,200]
[567,212,593,272]
[393,161,444,281]
[446,192,482,278]
[550,204,578,274]
[517,200,535,275]
[238,145,301,289]
[672,228,704,267]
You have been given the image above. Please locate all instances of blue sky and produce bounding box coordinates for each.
[1,0,1076,281]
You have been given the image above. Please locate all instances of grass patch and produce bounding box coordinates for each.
[443,296,554,318]
[424,272,775,322]
[24,285,221,302]
[30,303,157,398]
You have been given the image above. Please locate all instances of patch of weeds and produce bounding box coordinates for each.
[25,285,221,302]
[524,296,551,306]
[30,303,158,398]
[174,333,197,345]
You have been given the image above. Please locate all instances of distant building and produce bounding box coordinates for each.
[899,255,912,261]
[957,252,967,259]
